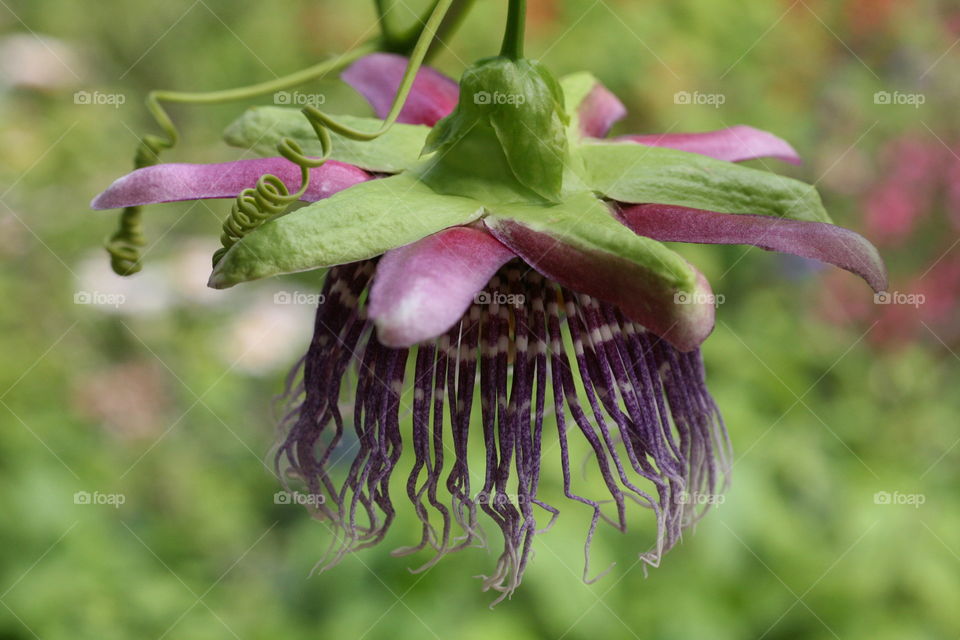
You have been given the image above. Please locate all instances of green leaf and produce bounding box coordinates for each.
[578,142,831,223]
[223,107,430,173]
[425,57,569,202]
[484,191,715,351]
[489,191,695,289]
[208,173,485,289]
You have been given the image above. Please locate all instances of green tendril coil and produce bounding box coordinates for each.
[210,0,452,266]
[212,123,331,267]
[105,0,456,276]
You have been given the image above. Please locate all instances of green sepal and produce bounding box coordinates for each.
[223,107,429,173]
[488,191,696,291]
[578,142,832,223]
[424,57,569,202]
[483,191,715,351]
[415,119,545,206]
[208,173,485,289]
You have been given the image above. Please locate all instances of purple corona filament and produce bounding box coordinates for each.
[275,260,731,603]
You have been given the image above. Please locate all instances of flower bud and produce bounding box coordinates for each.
[421,57,569,202]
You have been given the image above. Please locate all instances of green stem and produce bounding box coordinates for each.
[425,0,478,62]
[500,0,527,60]
[138,0,475,158]
[304,0,454,141]
[139,41,377,160]
[391,0,441,54]
[111,0,471,275]
[374,0,398,44]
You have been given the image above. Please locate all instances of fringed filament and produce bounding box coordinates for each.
[276,259,731,604]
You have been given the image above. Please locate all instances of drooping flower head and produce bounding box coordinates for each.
[92,18,886,603]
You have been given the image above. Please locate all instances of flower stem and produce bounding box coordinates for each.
[374,0,400,46]
[110,0,472,276]
[140,43,376,158]
[425,0,478,61]
[500,0,527,60]
[307,0,454,141]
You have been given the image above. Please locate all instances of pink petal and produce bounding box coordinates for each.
[619,204,888,292]
[90,158,370,210]
[341,53,459,127]
[619,125,802,164]
[368,226,516,348]
[579,82,627,138]
[485,219,715,352]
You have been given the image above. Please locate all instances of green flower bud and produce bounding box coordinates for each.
[421,57,569,203]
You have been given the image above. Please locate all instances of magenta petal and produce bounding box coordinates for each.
[579,82,627,138]
[619,125,802,164]
[341,53,459,127]
[90,158,370,210]
[368,227,517,348]
[619,204,888,292]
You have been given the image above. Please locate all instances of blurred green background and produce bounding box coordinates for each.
[2,0,959,638]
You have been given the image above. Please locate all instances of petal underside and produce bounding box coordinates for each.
[341,52,459,126]
[484,192,716,351]
[90,158,369,210]
[559,72,627,139]
[619,204,888,293]
[368,226,516,348]
[619,125,801,164]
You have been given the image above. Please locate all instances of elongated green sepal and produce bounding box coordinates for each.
[579,142,831,223]
[224,107,430,173]
[415,121,545,206]
[208,173,485,288]
[484,192,716,351]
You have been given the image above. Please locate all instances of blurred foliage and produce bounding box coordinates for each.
[1,0,959,638]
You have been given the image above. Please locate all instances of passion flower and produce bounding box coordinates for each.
[91,0,886,604]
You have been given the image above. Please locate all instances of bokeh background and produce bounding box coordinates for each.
[2,0,959,638]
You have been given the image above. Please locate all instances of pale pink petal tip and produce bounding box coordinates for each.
[620,125,802,164]
[579,82,627,138]
[620,204,888,293]
[341,53,459,127]
[368,227,516,348]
